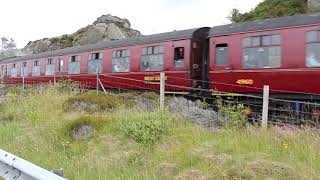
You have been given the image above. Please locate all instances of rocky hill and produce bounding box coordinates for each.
[23,14,141,54]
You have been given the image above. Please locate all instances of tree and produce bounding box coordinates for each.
[228,0,310,23]
[0,37,18,60]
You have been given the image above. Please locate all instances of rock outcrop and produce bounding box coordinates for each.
[308,0,320,11]
[23,14,141,54]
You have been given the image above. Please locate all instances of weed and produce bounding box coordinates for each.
[119,111,173,145]
[217,99,247,128]
[63,91,134,113]
[0,112,14,123]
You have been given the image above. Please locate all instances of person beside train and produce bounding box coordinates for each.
[306,52,320,67]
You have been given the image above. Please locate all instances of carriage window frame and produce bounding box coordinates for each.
[32,60,41,76]
[33,60,40,67]
[142,46,164,55]
[45,58,55,76]
[306,30,320,67]
[47,58,54,65]
[215,44,228,66]
[69,55,80,63]
[112,49,131,73]
[242,34,282,69]
[68,55,81,75]
[11,63,17,77]
[89,52,103,60]
[141,45,164,71]
[174,47,185,67]
[20,62,28,77]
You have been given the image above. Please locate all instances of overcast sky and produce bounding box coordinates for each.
[0,0,263,48]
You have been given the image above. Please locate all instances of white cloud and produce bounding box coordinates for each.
[0,0,263,48]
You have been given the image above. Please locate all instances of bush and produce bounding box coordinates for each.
[218,100,247,128]
[55,80,81,94]
[65,116,108,140]
[119,112,173,145]
[63,91,134,113]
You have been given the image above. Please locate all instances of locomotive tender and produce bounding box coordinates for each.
[1,13,320,101]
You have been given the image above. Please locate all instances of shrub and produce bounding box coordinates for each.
[119,112,173,145]
[55,80,81,94]
[63,91,134,113]
[65,116,108,140]
[218,100,247,128]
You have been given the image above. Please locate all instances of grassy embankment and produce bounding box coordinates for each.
[0,84,319,179]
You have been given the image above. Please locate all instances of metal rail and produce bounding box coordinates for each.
[0,149,65,180]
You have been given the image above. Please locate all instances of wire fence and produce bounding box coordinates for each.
[1,72,320,127]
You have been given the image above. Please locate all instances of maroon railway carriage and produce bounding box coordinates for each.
[208,13,320,100]
[0,27,209,91]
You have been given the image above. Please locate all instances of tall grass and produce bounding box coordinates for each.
[0,84,318,179]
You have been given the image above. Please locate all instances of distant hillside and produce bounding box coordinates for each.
[22,14,141,54]
[229,0,320,23]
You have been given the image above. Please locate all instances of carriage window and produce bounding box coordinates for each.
[11,63,17,77]
[271,35,281,44]
[174,47,185,67]
[242,34,281,69]
[306,31,320,67]
[307,31,318,43]
[47,58,53,65]
[46,58,55,75]
[90,52,103,60]
[252,37,260,46]
[141,46,164,71]
[242,37,251,47]
[215,44,228,66]
[32,61,40,76]
[68,55,80,74]
[34,61,39,66]
[21,62,28,77]
[88,52,103,74]
[112,49,130,72]
[69,55,80,62]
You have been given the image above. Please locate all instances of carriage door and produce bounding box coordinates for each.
[190,40,205,88]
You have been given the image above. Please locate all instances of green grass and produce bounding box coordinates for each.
[0,85,319,179]
[63,91,134,113]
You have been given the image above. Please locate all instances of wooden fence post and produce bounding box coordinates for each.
[22,76,25,90]
[160,72,165,110]
[262,85,270,129]
[54,73,56,86]
[96,68,99,94]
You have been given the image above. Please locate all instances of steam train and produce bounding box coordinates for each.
[1,13,320,104]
